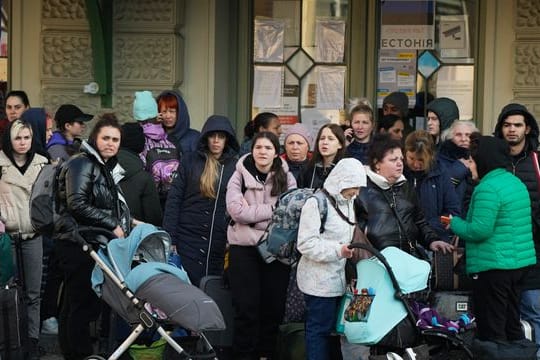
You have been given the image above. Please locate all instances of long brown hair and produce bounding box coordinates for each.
[404,130,435,172]
[252,131,288,196]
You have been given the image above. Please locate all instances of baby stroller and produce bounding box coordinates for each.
[78,223,225,360]
[344,243,474,360]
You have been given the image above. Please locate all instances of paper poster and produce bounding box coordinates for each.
[256,85,300,144]
[315,18,346,63]
[301,109,340,140]
[439,15,470,59]
[254,18,285,62]
[253,66,283,108]
[376,50,417,107]
[380,0,435,50]
[436,66,474,120]
[316,66,346,109]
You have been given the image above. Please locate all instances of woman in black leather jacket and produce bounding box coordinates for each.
[355,134,453,255]
[54,114,131,360]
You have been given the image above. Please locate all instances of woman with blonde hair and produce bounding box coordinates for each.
[163,115,239,286]
[404,130,461,242]
[346,97,375,164]
[0,119,48,359]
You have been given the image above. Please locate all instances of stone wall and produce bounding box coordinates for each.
[514,0,540,118]
[40,0,184,122]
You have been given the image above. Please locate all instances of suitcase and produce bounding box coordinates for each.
[0,234,28,360]
[199,275,234,348]
[430,291,474,321]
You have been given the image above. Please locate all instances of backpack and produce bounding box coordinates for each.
[263,188,328,263]
[29,161,63,237]
[143,143,180,200]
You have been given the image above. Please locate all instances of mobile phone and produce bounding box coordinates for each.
[440,216,450,225]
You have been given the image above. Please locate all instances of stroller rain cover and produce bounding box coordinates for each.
[91,223,225,332]
[344,246,430,345]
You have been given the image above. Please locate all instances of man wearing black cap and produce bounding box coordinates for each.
[47,104,93,161]
[494,103,540,354]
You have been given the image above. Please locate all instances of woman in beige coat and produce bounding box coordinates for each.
[0,119,48,359]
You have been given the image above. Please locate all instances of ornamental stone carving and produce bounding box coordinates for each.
[42,34,93,80]
[516,0,540,30]
[114,36,176,82]
[114,0,176,24]
[42,0,87,21]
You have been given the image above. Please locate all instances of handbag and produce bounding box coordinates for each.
[432,236,472,290]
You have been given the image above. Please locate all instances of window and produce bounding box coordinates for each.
[252,0,350,140]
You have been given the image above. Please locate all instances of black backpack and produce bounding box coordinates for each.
[29,161,63,237]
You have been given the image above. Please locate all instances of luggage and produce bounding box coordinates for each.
[472,338,538,360]
[199,275,234,348]
[0,282,28,360]
[430,291,474,321]
[0,234,28,360]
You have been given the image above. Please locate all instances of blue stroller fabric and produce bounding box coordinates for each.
[90,223,225,331]
[344,246,430,345]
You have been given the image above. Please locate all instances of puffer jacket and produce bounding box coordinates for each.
[355,167,439,253]
[296,158,367,297]
[226,154,296,246]
[451,168,536,273]
[55,141,130,242]
[404,160,461,242]
[0,151,47,239]
[162,115,239,281]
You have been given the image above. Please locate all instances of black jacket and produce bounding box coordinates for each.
[55,142,130,243]
[355,173,439,253]
[117,149,162,226]
[162,115,239,285]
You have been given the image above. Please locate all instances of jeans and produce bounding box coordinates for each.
[13,235,43,340]
[304,294,340,360]
[521,289,540,359]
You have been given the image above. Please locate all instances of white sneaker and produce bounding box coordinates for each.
[41,317,58,335]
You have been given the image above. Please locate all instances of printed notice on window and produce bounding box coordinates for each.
[316,66,345,110]
[253,66,283,108]
[315,18,345,63]
[254,18,285,62]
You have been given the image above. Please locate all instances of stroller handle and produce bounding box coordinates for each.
[347,243,404,299]
[72,226,117,247]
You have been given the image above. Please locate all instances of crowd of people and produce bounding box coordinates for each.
[1,88,539,360]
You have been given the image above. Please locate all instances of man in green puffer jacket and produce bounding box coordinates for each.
[450,134,536,342]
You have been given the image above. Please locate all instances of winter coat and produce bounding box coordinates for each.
[298,162,337,189]
[117,148,162,226]
[0,151,47,239]
[296,158,367,297]
[404,161,461,243]
[54,141,131,243]
[47,131,80,162]
[494,103,540,289]
[280,153,310,183]
[437,140,473,213]
[226,154,297,246]
[355,168,440,253]
[158,90,200,154]
[346,140,371,165]
[162,115,239,282]
[451,168,536,274]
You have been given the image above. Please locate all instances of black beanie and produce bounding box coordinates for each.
[120,122,145,154]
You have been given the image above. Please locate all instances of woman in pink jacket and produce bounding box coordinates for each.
[226,131,297,360]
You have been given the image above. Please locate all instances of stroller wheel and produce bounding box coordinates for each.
[84,355,107,360]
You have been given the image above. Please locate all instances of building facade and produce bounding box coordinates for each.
[6,0,540,137]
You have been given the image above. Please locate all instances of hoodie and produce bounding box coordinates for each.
[426,97,460,135]
[493,103,539,152]
[297,158,367,297]
[21,107,50,159]
[158,90,200,154]
[470,135,511,180]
